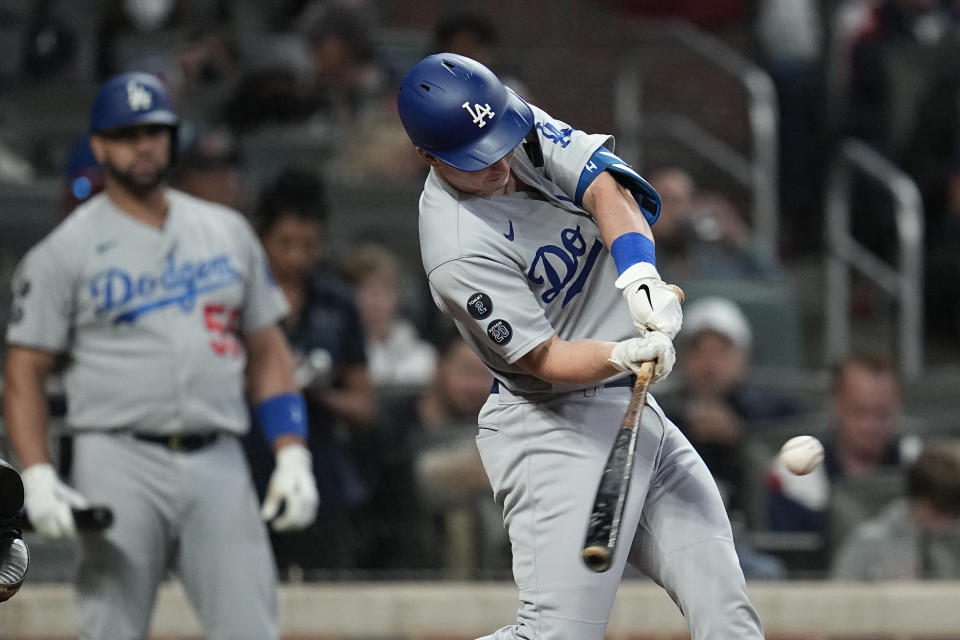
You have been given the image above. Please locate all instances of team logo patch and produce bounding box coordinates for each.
[126,80,153,111]
[89,250,240,324]
[8,276,30,325]
[462,101,495,128]
[486,319,512,345]
[536,121,573,148]
[527,225,603,308]
[467,292,492,320]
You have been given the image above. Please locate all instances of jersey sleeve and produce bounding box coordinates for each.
[529,104,613,203]
[428,256,555,365]
[238,221,289,333]
[529,104,660,224]
[5,242,74,352]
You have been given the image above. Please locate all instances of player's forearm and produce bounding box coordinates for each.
[517,335,619,385]
[244,325,298,402]
[2,361,53,469]
[581,172,653,250]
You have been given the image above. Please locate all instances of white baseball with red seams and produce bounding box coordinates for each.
[779,435,825,475]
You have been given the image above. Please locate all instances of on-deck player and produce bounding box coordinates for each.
[398,53,765,640]
[2,72,318,639]
[0,457,28,603]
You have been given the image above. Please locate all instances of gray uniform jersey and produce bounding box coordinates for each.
[420,104,633,395]
[6,190,287,434]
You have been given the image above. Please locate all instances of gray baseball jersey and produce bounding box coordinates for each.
[417,103,764,640]
[420,104,634,394]
[6,189,288,435]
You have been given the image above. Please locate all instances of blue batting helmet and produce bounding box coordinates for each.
[89,72,179,134]
[397,53,534,171]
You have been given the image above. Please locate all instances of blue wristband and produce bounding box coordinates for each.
[256,392,308,444]
[610,232,656,275]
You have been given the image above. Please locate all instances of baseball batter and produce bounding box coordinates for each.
[398,53,764,640]
[2,73,318,639]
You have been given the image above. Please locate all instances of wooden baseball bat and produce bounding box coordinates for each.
[20,506,114,533]
[581,284,684,573]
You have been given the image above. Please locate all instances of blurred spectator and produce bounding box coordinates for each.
[646,166,696,276]
[22,11,78,80]
[831,440,960,580]
[767,350,921,533]
[340,243,437,389]
[646,167,781,284]
[174,25,241,89]
[174,127,245,211]
[684,191,780,278]
[283,2,426,183]
[845,0,959,152]
[753,0,826,256]
[415,332,493,433]
[220,51,317,134]
[61,136,103,215]
[95,0,230,79]
[243,166,374,576]
[356,329,496,575]
[660,297,803,516]
[300,2,394,127]
[430,11,531,98]
[902,68,960,346]
[839,0,960,347]
[431,11,499,61]
[412,332,506,576]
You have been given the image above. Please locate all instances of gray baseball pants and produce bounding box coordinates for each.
[474,385,764,640]
[70,431,277,640]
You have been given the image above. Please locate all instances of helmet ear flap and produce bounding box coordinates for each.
[523,126,543,168]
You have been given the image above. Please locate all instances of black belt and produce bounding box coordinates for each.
[132,432,221,452]
[490,374,636,394]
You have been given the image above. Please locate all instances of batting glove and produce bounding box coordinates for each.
[21,463,89,539]
[261,443,319,532]
[609,331,676,383]
[615,263,683,339]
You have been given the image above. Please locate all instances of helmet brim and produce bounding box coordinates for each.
[92,110,179,135]
[431,88,534,172]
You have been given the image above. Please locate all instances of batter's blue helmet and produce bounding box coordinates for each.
[397,53,534,171]
[89,72,179,134]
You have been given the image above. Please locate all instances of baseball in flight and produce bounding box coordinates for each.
[778,435,825,475]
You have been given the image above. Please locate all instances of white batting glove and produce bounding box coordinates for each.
[21,463,89,539]
[261,443,319,532]
[609,331,676,383]
[615,263,683,339]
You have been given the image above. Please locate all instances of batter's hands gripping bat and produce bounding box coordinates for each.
[582,284,684,573]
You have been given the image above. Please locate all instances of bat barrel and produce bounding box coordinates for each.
[582,545,613,572]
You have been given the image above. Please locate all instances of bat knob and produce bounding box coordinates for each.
[582,546,612,573]
[667,284,685,304]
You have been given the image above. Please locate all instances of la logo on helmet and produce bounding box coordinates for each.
[126,81,153,112]
[462,101,495,128]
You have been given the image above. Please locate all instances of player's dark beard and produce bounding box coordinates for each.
[104,161,169,198]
